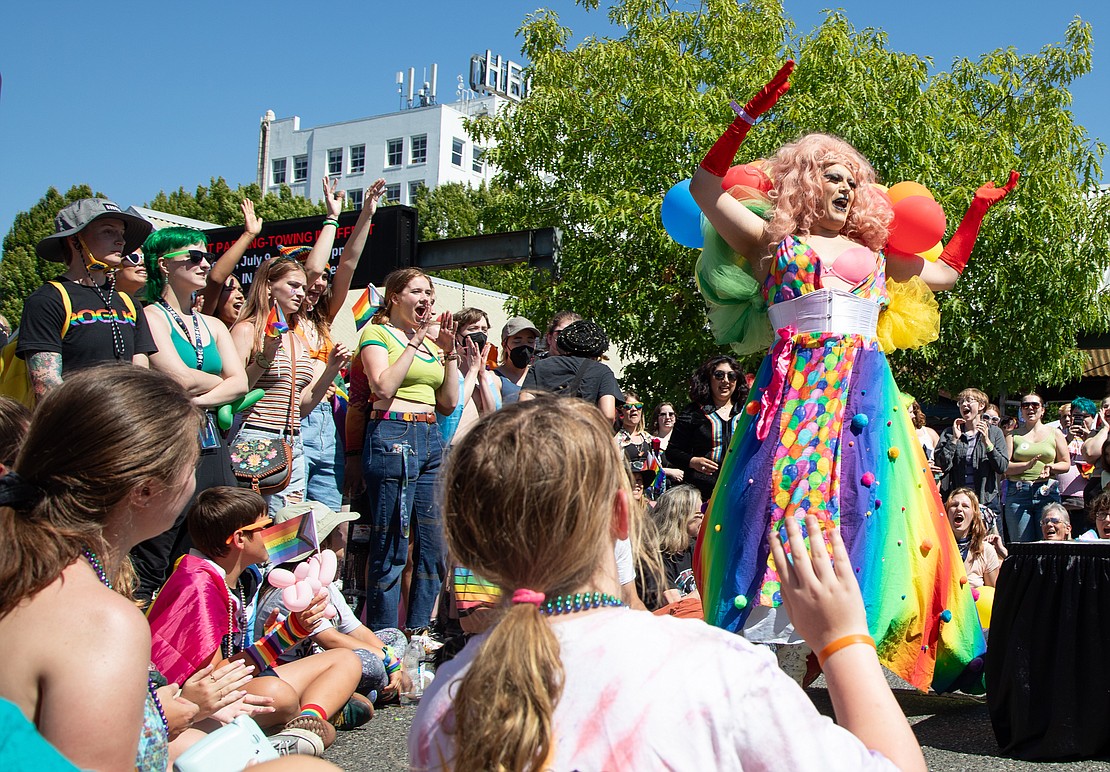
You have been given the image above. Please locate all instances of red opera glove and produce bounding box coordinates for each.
[700,61,795,177]
[938,170,1020,275]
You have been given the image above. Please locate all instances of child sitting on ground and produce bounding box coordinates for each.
[254,502,409,707]
[147,487,362,757]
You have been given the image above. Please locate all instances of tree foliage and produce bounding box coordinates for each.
[470,0,1110,407]
[412,182,534,300]
[0,185,98,324]
[146,178,325,225]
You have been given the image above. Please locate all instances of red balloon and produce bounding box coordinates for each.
[888,195,946,255]
[722,163,772,193]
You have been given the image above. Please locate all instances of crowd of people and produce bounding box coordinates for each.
[1,59,1106,771]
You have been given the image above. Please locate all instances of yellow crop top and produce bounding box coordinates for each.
[358,323,444,405]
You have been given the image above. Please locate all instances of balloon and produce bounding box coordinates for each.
[918,241,943,262]
[269,550,341,617]
[974,584,995,629]
[722,163,772,193]
[888,180,935,204]
[888,195,946,255]
[268,568,296,588]
[661,178,704,249]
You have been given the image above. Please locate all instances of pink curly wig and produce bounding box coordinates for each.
[764,133,892,252]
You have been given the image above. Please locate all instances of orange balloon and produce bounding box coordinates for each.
[888,181,935,204]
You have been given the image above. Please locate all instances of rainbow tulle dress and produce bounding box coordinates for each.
[694,233,986,693]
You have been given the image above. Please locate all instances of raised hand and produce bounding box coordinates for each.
[738,60,795,122]
[768,513,869,654]
[241,198,263,237]
[435,311,457,355]
[323,176,345,219]
[973,170,1020,209]
[365,178,387,218]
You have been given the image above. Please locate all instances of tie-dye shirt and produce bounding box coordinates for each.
[410,610,896,770]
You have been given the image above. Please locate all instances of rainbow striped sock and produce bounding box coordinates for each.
[299,704,328,722]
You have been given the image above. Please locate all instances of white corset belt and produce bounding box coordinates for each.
[767,288,879,338]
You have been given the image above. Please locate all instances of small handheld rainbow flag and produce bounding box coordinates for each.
[260,510,318,565]
[265,305,289,337]
[352,285,383,331]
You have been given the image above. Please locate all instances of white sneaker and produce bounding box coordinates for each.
[270,727,324,756]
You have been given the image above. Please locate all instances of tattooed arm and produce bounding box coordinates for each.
[28,352,63,400]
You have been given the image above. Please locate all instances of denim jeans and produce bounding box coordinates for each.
[362,417,446,630]
[302,400,344,509]
[236,426,306,516]
[1004,479,1059,543]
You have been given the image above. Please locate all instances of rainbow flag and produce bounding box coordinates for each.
[453,566,502,617]
[352,285,383,331]
[265,305,289,337]
[644,452,665,491]
[260,511,318,565]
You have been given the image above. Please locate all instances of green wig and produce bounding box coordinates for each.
[142,226,208,304]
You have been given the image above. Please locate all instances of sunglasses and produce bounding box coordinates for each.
[985,415,1000,423]
[622,402,644,410]
[1021,401,1043,409]
[658,411,675,417]
[1041,517,1067,527]
[712,370,738,382]
[163,248,215,265]
[121,252,143,267]
[225,516,274,544]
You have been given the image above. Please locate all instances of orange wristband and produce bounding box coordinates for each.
[816,634,876,666]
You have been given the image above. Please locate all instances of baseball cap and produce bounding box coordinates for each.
[36,198,153,263]
[502,315,539,339]
[273,501,359,561]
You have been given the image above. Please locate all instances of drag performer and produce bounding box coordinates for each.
[690,61,1018,692]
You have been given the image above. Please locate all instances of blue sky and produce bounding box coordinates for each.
[1,0,1107,254]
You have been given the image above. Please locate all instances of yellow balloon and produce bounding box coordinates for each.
[918,241,943,262]
[888,181,935,204]
[974,585,995,630]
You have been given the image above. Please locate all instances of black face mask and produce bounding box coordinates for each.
[509,345,535,368]
[466,331,488,351]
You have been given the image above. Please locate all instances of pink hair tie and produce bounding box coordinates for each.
[511,588,545,606]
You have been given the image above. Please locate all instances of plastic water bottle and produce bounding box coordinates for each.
[400,639,424,705]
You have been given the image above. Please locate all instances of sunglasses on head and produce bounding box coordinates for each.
[622,402,644,410]
[225,516,273,544]
[712,370,738,382]
[1021,401,1042,409]
[163,248,214,265]
[121,252,143,267]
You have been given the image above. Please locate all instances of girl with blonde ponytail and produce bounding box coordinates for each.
[410,395,927,771]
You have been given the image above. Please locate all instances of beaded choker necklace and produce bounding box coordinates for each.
[82,548,170,734]
[540,592,624,616]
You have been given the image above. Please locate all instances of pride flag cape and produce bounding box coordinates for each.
[261,511,318,565]
[147,554,233,685]
[352,285,383,331]
[265,305,290,337]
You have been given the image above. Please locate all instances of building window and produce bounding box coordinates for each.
[410,134,427,165]
[408,180,425,203]
[348,188,364,211]
[451,137,464,167]
[384,183,401,203]
[386,138,403,168]
[327,148,343,176]
[349,144,365,174]
[293,155,308,182]
[272,158,287,185]
[472,146,485,174]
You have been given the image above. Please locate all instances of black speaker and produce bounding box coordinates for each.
[352,205,418,288]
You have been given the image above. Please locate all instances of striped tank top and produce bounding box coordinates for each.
[243,336,315,433]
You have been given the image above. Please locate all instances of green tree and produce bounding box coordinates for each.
[471,0,1110,407]
[0,184,99,324]
[146,178,325,225]
[412,182,533,300]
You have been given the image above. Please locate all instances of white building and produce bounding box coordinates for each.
[258,53,528,210]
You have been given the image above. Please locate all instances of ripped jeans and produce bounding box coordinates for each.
[362,417,446,630]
